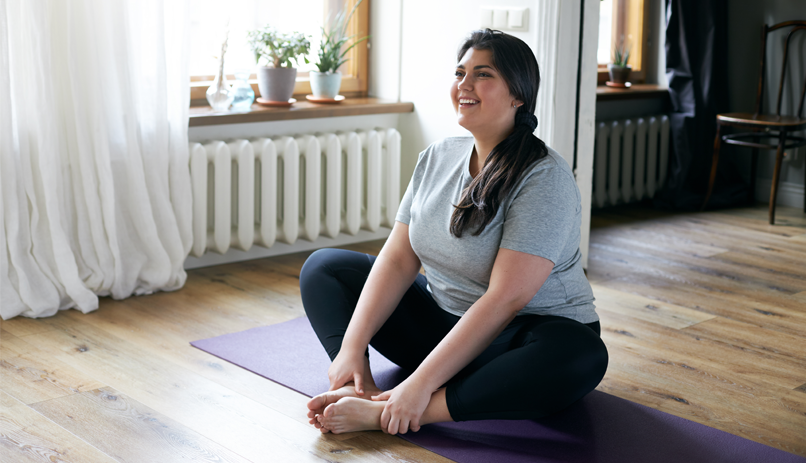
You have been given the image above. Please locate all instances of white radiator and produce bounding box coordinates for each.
[188,129,401,257]
[593,116,670,208]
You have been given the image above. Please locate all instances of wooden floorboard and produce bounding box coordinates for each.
[1,203,805,461]
[31,388,252,463]
[0,389,116,463]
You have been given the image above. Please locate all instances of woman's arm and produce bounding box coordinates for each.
[375,247,554,433]
[329,220,422,393]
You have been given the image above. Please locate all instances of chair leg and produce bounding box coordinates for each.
[749,146,759,205]
[701,124,722,210]
[769,132,787,225]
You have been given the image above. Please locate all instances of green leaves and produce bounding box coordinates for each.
[315,0,369,73]
[613,37,631,67]
[247,26,311,69]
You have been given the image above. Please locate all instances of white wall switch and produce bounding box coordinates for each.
[492,9,508,28]
[508,8,525,28]
[481,6,528,32]
[480,8,493,28]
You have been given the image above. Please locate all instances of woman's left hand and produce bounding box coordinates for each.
[371,377,433,434]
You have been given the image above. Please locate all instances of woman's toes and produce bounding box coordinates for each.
[316,414,333,432]
[316,420,331,433]
[306,394,326,413]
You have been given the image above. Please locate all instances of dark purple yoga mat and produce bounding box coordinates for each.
[191,317,805,463]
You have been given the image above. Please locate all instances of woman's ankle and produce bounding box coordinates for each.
[420,388,453,425]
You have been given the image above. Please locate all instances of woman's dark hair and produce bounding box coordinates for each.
[450,28,548,238]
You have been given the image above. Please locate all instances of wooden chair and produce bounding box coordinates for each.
[701,20,806,224]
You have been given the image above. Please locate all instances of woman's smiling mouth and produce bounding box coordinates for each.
[459,98,479,107]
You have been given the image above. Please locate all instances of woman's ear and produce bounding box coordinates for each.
[512,99,524,109]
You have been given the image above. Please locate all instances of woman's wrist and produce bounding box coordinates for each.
[339,338,368,356]
[342,321,375,353]
[407,368,442,393]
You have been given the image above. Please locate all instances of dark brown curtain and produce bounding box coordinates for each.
[654,0,750,210]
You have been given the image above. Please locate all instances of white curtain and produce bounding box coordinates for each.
[533,0,561,150]
[0,0,192,319]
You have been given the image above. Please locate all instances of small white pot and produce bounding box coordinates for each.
[310,71,342,99]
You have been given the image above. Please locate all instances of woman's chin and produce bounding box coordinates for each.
[456,118,475,132]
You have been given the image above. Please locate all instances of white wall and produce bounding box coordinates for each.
[728,0,805,208]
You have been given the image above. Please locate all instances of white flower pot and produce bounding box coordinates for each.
[257,66,297,102]
[310,71,342,99]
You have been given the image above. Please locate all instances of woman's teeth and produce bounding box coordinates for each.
[459,99,478,105]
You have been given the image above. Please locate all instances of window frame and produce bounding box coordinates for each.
[189,0,369,105]
[597,0,650,85]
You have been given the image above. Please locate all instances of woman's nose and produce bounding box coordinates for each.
[457,75,472,91]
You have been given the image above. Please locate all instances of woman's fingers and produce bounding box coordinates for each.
[387,416,399,435]
[371,390,391,401]
[399,418,410,434]
[353,372,364,396]
[411,419,421,432]
[380,405,391,433]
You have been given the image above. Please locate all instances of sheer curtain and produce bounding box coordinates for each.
[0,0,192,319]
[533,0,561,150]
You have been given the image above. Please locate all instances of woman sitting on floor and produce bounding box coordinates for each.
[299,28,609,435]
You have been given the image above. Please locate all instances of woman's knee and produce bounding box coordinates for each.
[300,248,343,288]
[299,248,373,306]
[522,319,609,392]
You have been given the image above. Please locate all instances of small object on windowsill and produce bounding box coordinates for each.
[256,97,297,107]
[207,29,234,111]
[305,95,345,104]
[230,70,255,111]
[605,81,632,89]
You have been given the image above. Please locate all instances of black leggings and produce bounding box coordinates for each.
[299,248,609,422]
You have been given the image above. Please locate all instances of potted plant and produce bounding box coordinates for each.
[310,0,369,99]
[247,26,310,102]
[607,38,631,86]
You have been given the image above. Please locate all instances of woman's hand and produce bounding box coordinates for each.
[371,377,433,434]
[328,348,368,395]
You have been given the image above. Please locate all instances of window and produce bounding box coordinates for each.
[597,0,649,84]
[189,0,369,104]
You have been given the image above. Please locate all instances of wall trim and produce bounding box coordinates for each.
[576,0,601,270]
[755,179,805,209]
[184,228,392,270]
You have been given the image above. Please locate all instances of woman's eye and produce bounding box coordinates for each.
[454,71,464,77]
[478,72,490,77]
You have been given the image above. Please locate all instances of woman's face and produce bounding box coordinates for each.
[451,47,520,136]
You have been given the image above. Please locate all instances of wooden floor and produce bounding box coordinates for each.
[2,203,805,462]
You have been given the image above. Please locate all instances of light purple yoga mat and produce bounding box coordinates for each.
[191,317,805,463]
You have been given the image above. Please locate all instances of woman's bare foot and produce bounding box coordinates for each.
[316,397,386,434]
[306,383,383,427]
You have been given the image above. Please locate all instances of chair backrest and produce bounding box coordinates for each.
[755,20,806,118]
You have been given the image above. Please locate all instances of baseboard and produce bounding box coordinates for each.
[184,228,392,270]
[755,179,805,209]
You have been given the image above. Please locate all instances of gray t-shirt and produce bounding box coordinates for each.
[395,136,598,324]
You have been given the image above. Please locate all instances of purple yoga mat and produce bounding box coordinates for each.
[191,317,805,463]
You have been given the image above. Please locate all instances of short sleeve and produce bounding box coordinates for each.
[395,179,413,224]
[395,149,429,225]
[499,166,579,265]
